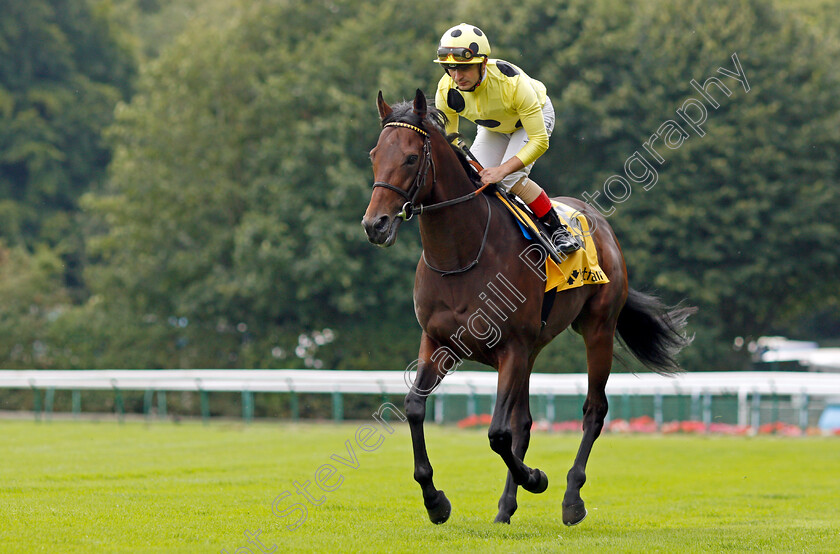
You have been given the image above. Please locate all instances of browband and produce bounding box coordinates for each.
[384,121,429,137]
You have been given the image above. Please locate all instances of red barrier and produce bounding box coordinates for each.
[456,414,833,436]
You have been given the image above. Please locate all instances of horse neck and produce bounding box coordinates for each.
[418,139,492,270]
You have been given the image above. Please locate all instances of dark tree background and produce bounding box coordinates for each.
[0,0,837,376]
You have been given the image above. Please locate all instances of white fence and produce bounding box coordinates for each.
[2,370,839,429]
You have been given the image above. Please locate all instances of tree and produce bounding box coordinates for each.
[0,241,69,368]
[41,0,840,373]
[83,0,458,368]
[483,0,840,370]
[0,0,135,282]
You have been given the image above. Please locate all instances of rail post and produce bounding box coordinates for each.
[690,391,701,422]
[72,389,81,419]
[242,390,254,423]
[434,391,445,424]
[546,391,555,424]
[737,388,749,427]
[751,391,761,433]
[143,389,154,419]
[157,390,167,419]
[111,380,124,423]
[621,392,630,421]
[200,390,210,423]
[654,392,663,431]
[377,380,389,410]
[332,389,343,422]
[195,379,209,423]
[31,381,42,422]
[799,391,809,431]
[702,392,712,432]
[290,390,299,421]
[45,387,55,421]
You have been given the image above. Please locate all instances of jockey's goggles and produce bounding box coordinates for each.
[435,46,485,65]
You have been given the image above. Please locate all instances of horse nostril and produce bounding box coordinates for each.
[373,215,390,234]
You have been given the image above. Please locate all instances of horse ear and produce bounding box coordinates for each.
[377,91,392,120]
[412,89,427,119]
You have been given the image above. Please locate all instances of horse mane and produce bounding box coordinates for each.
[381,100,482,185]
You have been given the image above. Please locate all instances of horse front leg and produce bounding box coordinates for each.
[488,351,548,507]
[494,384,533,524]
[405,333,451,524]
[563,322,614,526]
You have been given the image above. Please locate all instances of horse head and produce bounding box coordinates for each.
[362,89,437,246]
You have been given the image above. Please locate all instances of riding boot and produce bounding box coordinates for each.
[538,208,580,254]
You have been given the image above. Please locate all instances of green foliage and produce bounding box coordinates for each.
[483,0,840,369]
[0,242,70,368]
[109,0,235,61]
[0,0,135,302]
[1,0,838,373]
[83,0,459,368]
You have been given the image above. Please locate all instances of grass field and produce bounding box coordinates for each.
[1,418,838,553]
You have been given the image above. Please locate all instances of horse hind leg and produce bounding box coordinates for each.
[405,333,451,524]
[563,318,614,526]
[494,386,533,524]
[488,351,548,518]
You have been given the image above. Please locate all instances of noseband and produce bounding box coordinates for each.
[372,122,436,221]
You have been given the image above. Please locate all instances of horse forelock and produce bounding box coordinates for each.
[381,101,447,136]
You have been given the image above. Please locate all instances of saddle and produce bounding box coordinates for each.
[493,189,609,293]
[492,189,609,325]
[455,142,608,295]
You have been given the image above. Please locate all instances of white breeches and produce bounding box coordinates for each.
[469,96,556,191]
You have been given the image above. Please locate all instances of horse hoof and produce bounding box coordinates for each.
[493,513,512,524]
[522,468,549,494]
[494,497,516,524]
[425,490,451,524]
[562,501,588,526]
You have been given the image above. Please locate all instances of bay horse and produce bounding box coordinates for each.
[362,89,695,526]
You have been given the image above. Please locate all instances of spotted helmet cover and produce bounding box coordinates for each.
[434,23,491,65]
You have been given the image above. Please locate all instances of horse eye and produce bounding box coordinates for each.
[406,154,419,165]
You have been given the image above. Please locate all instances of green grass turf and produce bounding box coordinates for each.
[1,419,838,553]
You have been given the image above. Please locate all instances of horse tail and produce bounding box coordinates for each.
[615,288,697,375]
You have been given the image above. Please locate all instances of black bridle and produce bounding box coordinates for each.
[372,122,435,221]
[371,121,492,275]
[372,121,487,221]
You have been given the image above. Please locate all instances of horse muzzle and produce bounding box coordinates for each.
[362,213,402,247]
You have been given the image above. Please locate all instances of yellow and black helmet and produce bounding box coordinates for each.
[433,23,491,66]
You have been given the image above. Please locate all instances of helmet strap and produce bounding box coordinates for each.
[477,59,487,87]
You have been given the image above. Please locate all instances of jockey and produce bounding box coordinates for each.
[433,23,580,254]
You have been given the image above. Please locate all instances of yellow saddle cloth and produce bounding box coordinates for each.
[496,193,610,292]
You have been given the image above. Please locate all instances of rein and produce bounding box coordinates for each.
[372,121,492,275]
[422,194,492,276]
